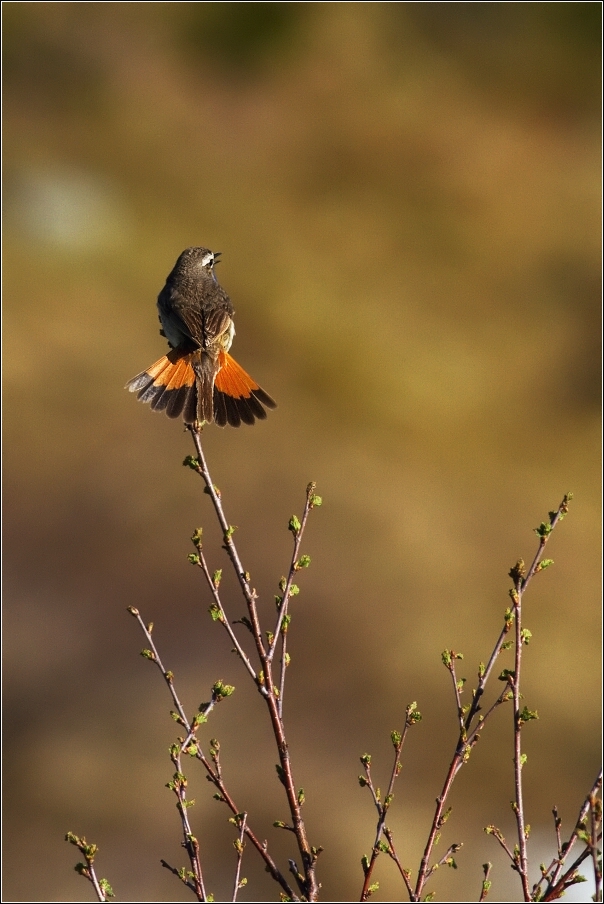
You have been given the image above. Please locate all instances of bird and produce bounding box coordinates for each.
[125,247,276,427]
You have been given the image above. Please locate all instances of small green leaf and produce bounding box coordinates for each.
[518,706,539,723]
[535,558,554,573]
[288,515,301,534]
[212,680,235,699]
[99,878,115,897]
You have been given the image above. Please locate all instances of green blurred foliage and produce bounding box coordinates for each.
[3,3,600,902]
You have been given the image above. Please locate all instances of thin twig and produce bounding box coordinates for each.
[415,496,572,902]
[383,827,415,899]
[128,607,298,901]
[360,707,419,901]
[231,812,247,903]
[184,430,321,900]
[269,483,317,717]
[507,495,573,901]
[65,833,114,903]
[484,825,517,866]
[478,861,493,902]
[193,542,258,683]
[539,771,603,902]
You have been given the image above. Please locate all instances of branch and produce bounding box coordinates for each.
[65,833,114,903]
[184,427,321,901]
[128,607,298,901]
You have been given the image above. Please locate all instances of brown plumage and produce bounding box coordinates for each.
[126,247,276,426]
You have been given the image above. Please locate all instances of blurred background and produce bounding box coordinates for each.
[3,3,601,901]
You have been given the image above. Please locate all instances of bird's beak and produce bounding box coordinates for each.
[213,251,222,265]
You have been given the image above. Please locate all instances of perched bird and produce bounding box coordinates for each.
[126,247,276,427]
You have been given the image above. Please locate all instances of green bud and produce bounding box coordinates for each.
[288,515,301,534]
[508,559,526,582]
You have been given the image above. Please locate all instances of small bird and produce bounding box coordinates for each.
[126,247,276,427]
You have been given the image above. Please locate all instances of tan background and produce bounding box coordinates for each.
[3,3,601,902]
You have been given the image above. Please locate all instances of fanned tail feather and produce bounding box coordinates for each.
[214,352,277,427]
[125,349,197,422]
[126,349,276,427]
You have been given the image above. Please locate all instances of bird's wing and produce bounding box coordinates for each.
[161,285,233,350]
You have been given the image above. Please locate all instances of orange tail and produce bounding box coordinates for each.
[126,349,276,427]
[213,351,276,427]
